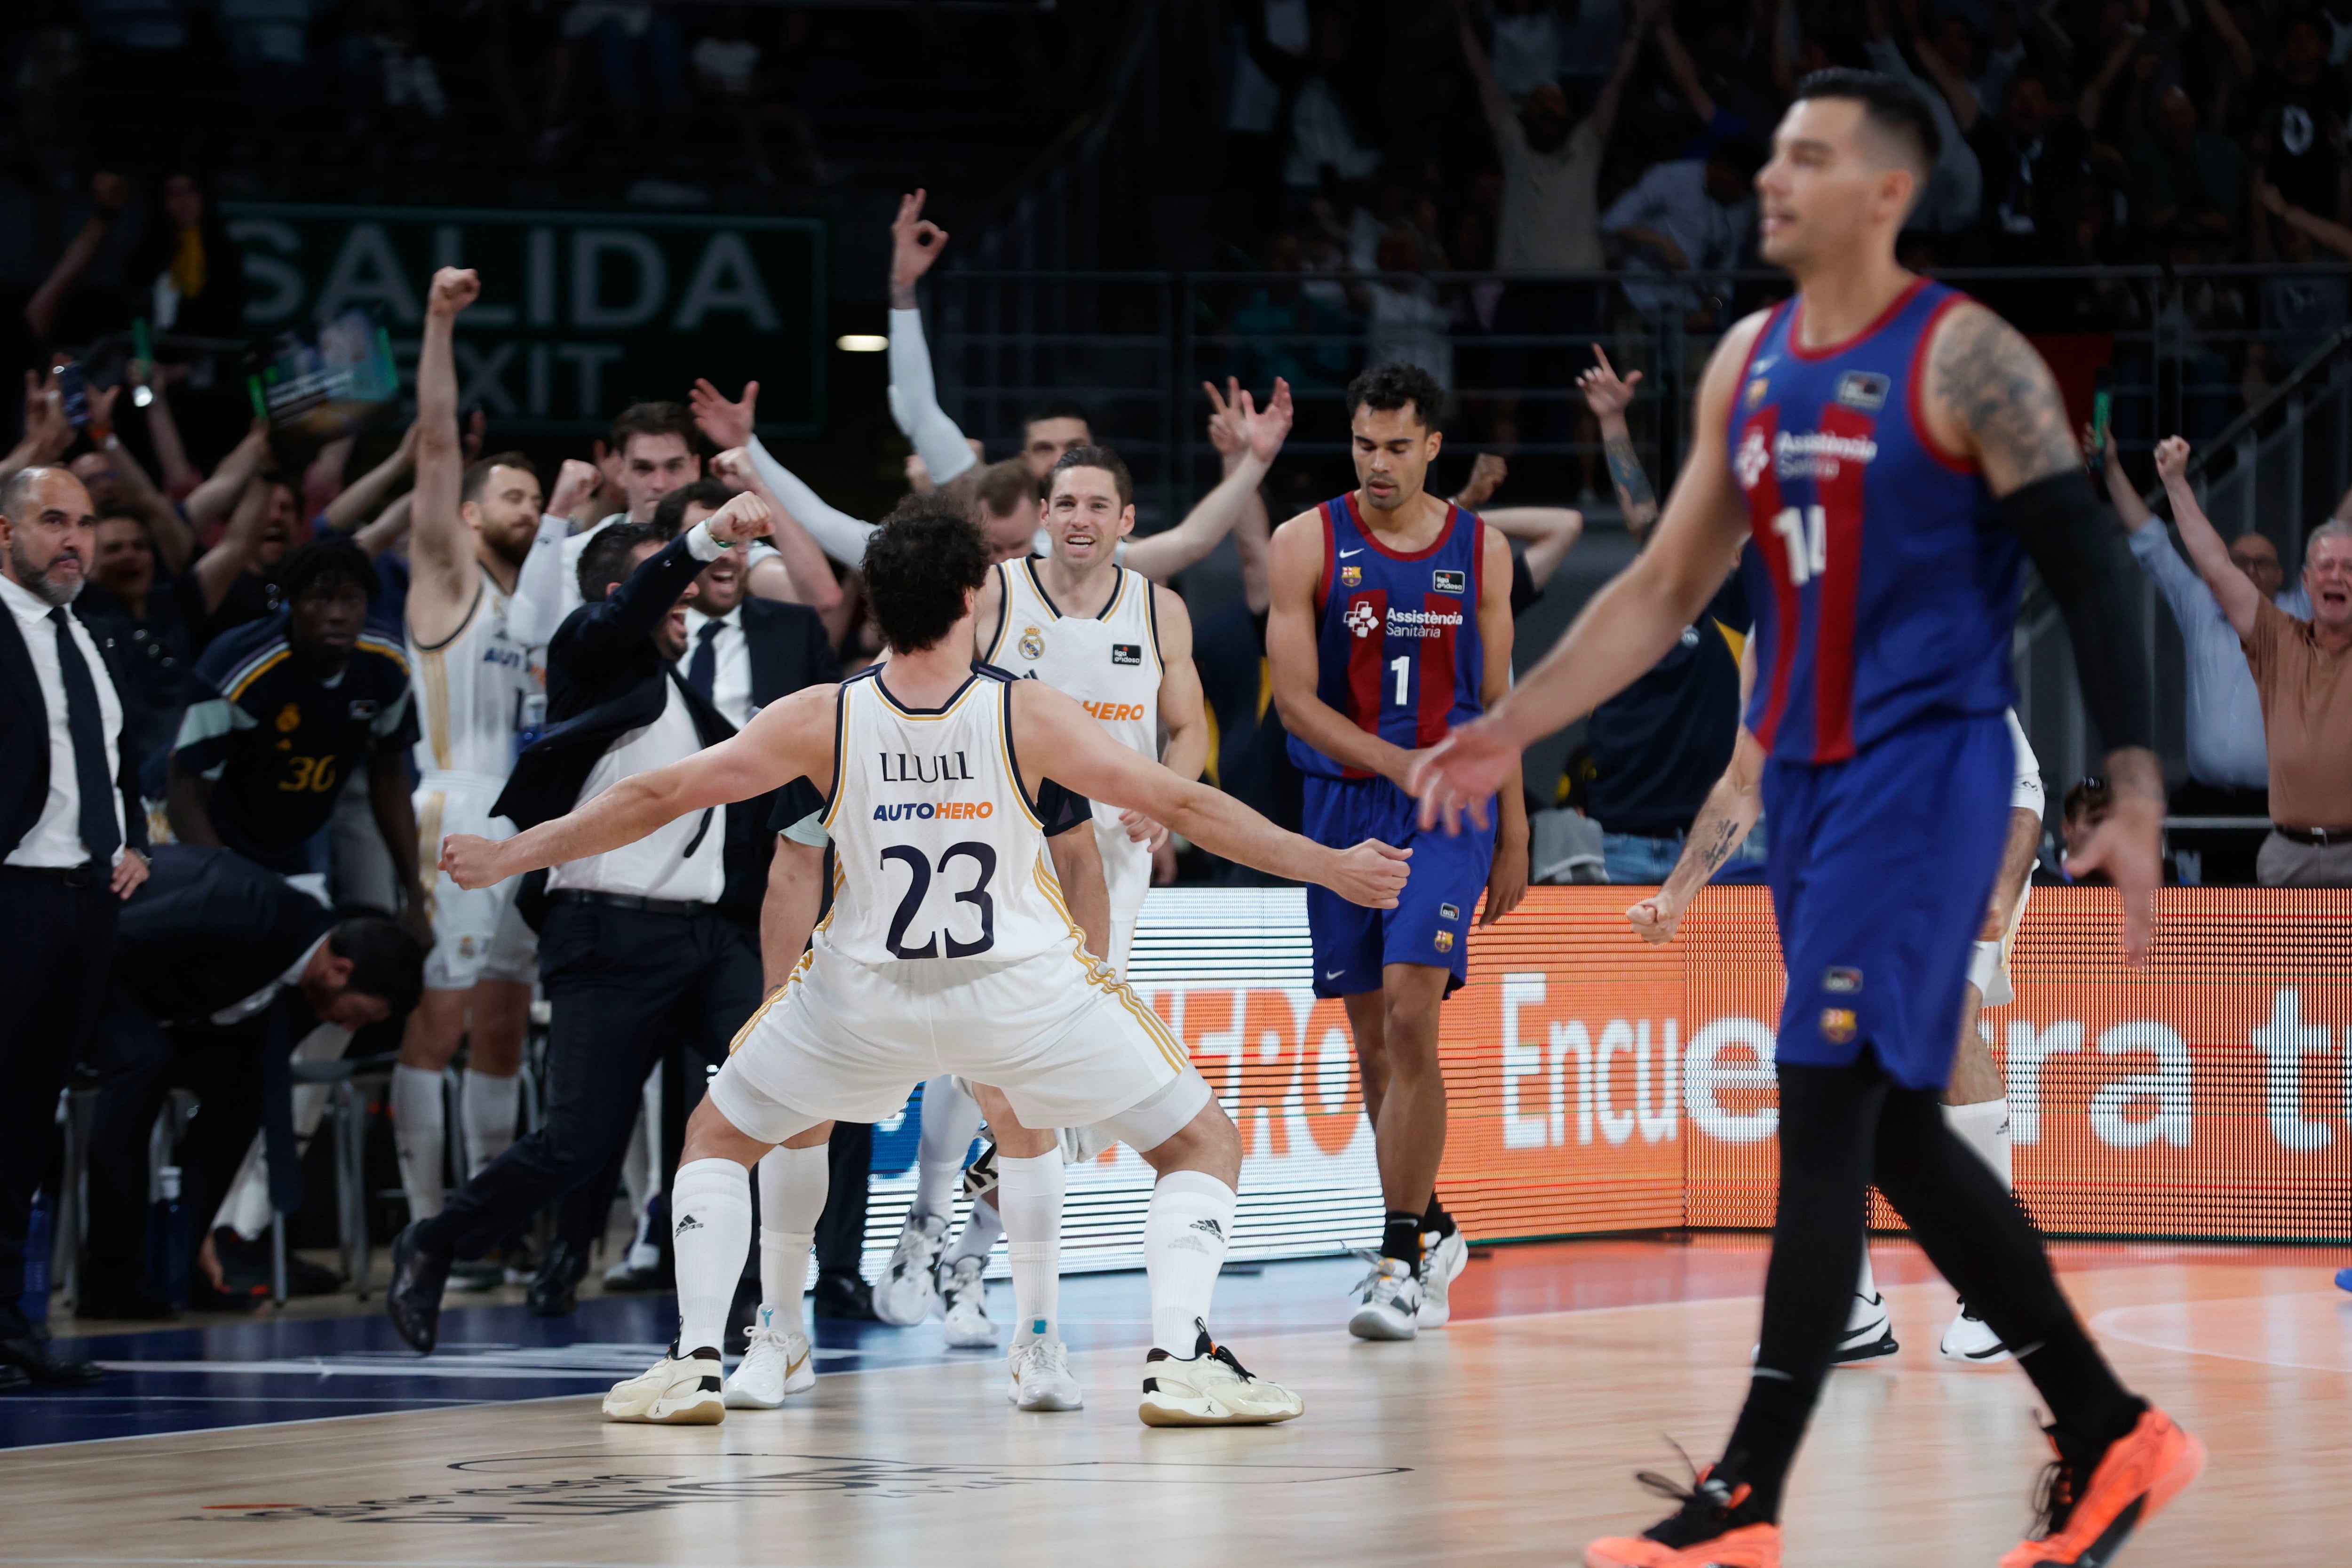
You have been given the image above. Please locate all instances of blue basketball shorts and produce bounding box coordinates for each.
[1762,711,2010,1091]
[1301,774,1495,999]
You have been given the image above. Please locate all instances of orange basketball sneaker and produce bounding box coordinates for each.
[1998,1405,2206,1568]
[1584,1465,1782,1568]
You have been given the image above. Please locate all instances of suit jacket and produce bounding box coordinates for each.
[719,598,839,923]
[0,596,151,862]
[110,844,335,1023]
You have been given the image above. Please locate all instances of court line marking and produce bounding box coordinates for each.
[2090,1292,2352,1376]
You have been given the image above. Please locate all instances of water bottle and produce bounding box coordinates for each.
[22,1191,50,1323]
[146,1165,190,1310]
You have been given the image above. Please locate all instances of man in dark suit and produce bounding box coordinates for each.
[558,481,841,1306]
[79,845,425,1318]
[387,490,779,1353]
[0,465,151,1387]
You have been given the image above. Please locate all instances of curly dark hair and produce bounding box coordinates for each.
[1345,362,1445,431]
[862,495,992,653]
[277,537,379,605]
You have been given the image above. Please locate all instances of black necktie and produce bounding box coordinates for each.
[686,618,722,700]
[49,607,121,864]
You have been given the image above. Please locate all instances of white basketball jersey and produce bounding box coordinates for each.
[818,667,1086,971]
[985,558,1161,902]
[409,565,535,784]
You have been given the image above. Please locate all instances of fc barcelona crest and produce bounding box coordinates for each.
[1340,564,1362,588]
[1434,930,1454,953]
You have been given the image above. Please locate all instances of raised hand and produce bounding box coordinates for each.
[710,446,757,492]
[1578,344,1643,422]
[1202,377,1247,455]
[1240,376,1294,463]
[2152,434,2191,484]
[690,377,758,451]
[1328,839,1412,908]
[1456,452,1508,509]
[547,457,604,517]
[890,188,949,302]
[20,369,72,462]
[705,487,775,544]
[428,266,480,317]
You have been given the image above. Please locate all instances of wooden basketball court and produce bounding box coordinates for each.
[2,1240,2339,1567]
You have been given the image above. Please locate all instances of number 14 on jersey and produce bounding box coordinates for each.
[1771,505,1828,587]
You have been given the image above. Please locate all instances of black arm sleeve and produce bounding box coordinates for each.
[1994,469,2154,753]
[1036,778,1097,837]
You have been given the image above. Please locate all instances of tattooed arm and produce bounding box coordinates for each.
[1627,637,1759,944]
[1578,346,1659,537]
[1923,299,2163,963]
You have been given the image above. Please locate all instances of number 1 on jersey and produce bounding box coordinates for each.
[1390,654,1409,707]
[1772,505,1828,587]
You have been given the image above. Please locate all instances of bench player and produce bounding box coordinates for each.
[435,498,1408,1426]
[1414,69,2199,1568]
[1629,675,2046,1364]
[391,269,550,1232]
[1267,361,1526,1339]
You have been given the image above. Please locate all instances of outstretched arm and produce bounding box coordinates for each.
[886,189,979,488]
[443,684,840,889]
[744,435,877,567]
[1009,678,1410,907]
[183,420,273,536]
[1124,379,1293,581]
[1413,314,1767,829]
[713,445,842,611]
[1629,726,1764,943]
[1484,507,1584,590]
[1454,0,1513,139]
[2151,435,2261,637]
[323,423,417,535]
[406,268,479,641]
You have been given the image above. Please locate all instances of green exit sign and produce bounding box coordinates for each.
[222,203,827,436]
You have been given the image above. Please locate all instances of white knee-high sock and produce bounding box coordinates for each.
[391,1065,446,1219]
[671,1159,753,1356]
[756,1143,828,1321]
[1854,1249,1879,1304]
[914,1075,984,1220]
[1943,1098,2013,1188]
[994,1152,1064,1348]
[947,1195,1003,1267]
[1144,1170,1236,1355]
[461,1069,521,1178]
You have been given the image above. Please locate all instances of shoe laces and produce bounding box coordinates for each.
[940,1255,985,1301]
[1016,1338,1070,1377]
[1347,1249,1416,1302]
[2025,1424,2096,1539]
[888,1214,943,1272]
[1631,1440,1757,1548]
[744,1322,799,1354]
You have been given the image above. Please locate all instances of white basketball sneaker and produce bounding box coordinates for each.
[1138,1327,1304,1426]
[604,1353,725,1425]
[874,1211,946,1326]
[939,1256,997,1348]
[1938,1298,2012,1363]
[1007,1337,1084,1411]
[1416,1227,1469,1328]
[1832,1289,1899,1363]
[1347,1254,1423,1341]
[724,1307,816,1407]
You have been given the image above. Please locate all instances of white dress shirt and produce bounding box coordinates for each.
[683,602,754,729]
[547,676,724,903]
[1,573,127,869]
[210,933,328,1026]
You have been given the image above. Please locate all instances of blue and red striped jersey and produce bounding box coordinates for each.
[1730,278,2023,764]
[1288,492,1487,780]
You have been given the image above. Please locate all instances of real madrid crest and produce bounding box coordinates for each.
[1018,625,1045,661]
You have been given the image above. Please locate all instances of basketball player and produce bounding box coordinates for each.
[1629,683,2045,1364]
[1266,361,1526,1340]
[392,268,549,1228]
[1412,70,2200,1568]
[873,430,1290,1336]
[439,499,1408,1426]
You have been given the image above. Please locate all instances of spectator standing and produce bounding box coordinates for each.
[385,493,779,1353]
[1601,135,1764,323]
[2095,430,2311,882]
[0,464,151,1386]
[2251,13,2352,222]
[2129,87,2247,256]
[2155,436,2352,886]
[1457,0,1650,455]
[166,538,423,913]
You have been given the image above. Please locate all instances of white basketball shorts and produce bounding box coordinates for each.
[415,775,538,991]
